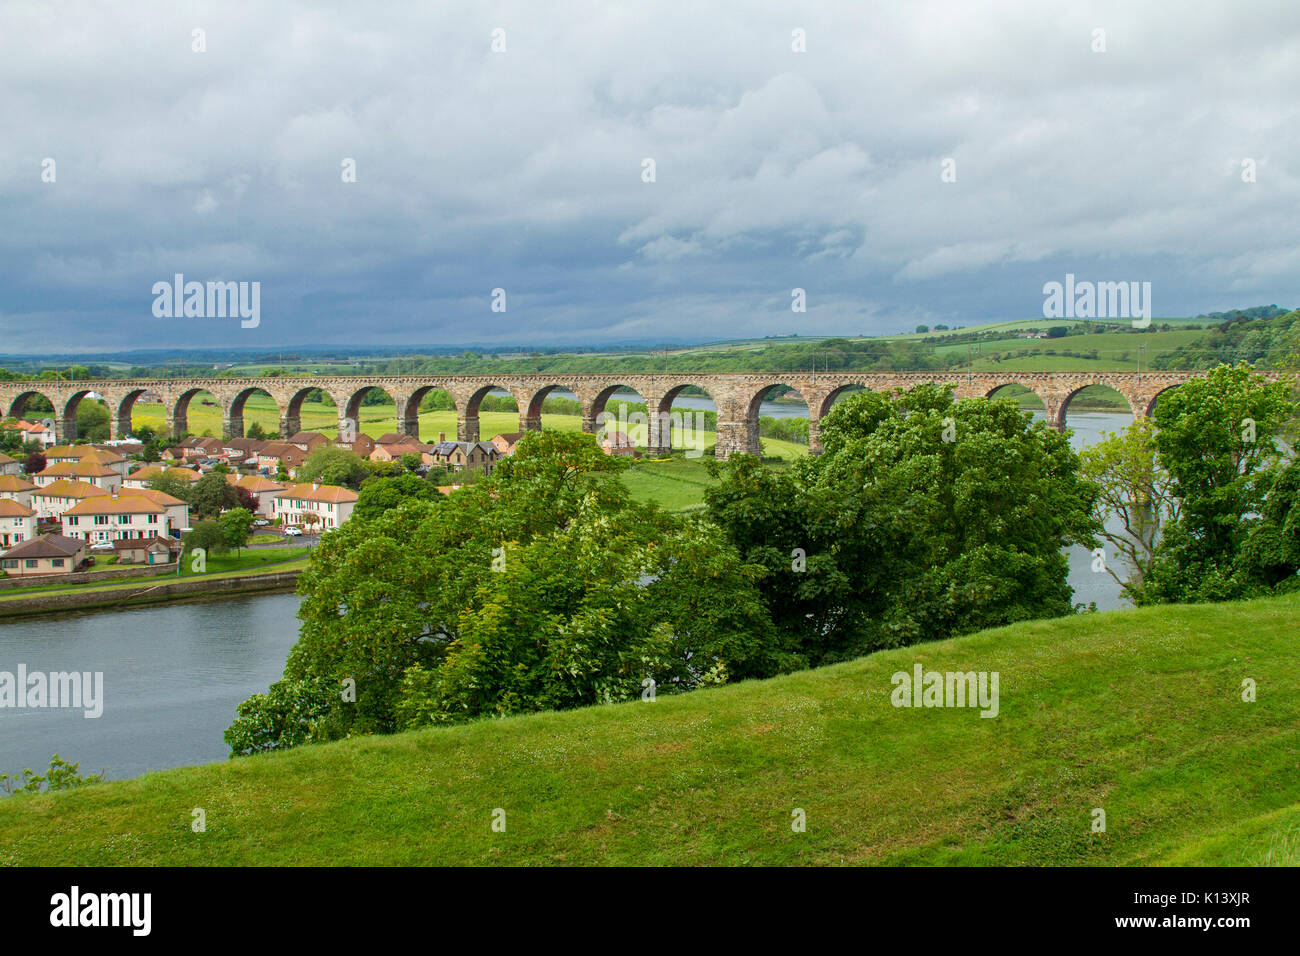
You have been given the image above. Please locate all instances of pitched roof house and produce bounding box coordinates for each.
[0,497,38,549]
[0,533,87,576]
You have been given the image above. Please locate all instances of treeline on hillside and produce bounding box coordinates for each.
[1154,309,1300,370]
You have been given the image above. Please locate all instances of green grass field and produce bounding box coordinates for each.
[1,592,1296,865]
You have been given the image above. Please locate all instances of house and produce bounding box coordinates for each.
[182,437,226,460]
[427,439,499,475]
[2,419,56,447]
[61,490,188,544]
[33,461,124,491]
[0,452,21,476]
[225,473,286,516]
[43,445,129,477]
[255,442,309,476]
[0,498,38,549]
[95,441,144,457]
[0,474,36,505]
[272,481,358,530]
[369,439,427,464]
[112,535,182,565]
[601,431,639,457]
[287,431,331,453]
[28,479,110,519]
[161,446,187,462]
[123,465,202,490]
[118,488,190,533]
[0,534,87,576]
[336,433,376,458]
[221,437,266,466]
[490,432,524,457]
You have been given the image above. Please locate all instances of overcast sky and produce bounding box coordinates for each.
[2,0,1298,354]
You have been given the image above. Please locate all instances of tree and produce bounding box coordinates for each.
[1239,460,1300,591]
[1142,365,1295,603]
[74,400,110,442]
[298,447,370,490]
[233,485,259,513]
[353,473,442,523]
[188,472,241,520]
[915,324,930,333]
[1078,418,1179,601]
[218,508,255,555]
[23,452,45,475]
[149,473,194,501]
[300,512,320,535]
[184,519,226,559]
[706,385,1098,663]
[226,431,785,752]
[400,452,422,472]
[246,421,268,440]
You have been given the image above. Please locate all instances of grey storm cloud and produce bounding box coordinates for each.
[1,0,1298,353]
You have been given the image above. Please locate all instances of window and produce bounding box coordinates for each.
[25,559,37,568]
[2,560,15,568]
[95,515,108,525]
[66,516,78,526]
[148,514,158,523]
[52,558,64,567]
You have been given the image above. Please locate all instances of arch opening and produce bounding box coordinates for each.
[819,383,867,419]
[172,388,222,439]
[747,384,811,456]
[592,385,648,450]
[343,386,397,442]
[1060,384,1135,449]
[657,384,718,456]
[229,387,281,441]
[404,386,457,443]
[285,387,340,442]
[986,383,1047,418]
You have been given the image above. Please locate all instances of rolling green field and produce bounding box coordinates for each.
[2,592,1295,865]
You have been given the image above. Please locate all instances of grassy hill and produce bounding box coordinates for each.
[2,592,1297,866]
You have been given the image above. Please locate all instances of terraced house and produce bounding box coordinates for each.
[43,445,129,477]
[123,464,202,490]
[0,498,37,548]
[32,460,124,492]
[272,481,358,531]
[60,490,189,544]
[0,474,36,505]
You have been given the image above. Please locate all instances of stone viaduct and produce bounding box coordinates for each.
[0,371,1202,459]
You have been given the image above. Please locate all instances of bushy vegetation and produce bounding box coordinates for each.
[1081,364,1298,603]
[1154,308,1300,370]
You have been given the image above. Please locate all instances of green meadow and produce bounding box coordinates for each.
[2,592,1295,866]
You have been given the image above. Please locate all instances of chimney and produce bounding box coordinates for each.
[312,481,320,491]
[439,432,446,443]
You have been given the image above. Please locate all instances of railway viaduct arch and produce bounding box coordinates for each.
[0,371,1208,459]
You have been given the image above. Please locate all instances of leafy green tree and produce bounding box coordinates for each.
[218,508,255,555]
[1143,365,1295,603]
[354,473,442,522]
[149,473,193,501]
[1238,460,1300,591]
[246,421,268,440]
[707,385,1098,663]
[227,432,785,751]
[184,519,226,558]
[400,452,422,472]
[188,472,241,520]
[75,399,110,441]
[298,446,370,489]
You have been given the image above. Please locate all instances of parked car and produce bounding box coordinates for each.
[90,541,115,552]
[253,519,270,527]
[283,527,303,536]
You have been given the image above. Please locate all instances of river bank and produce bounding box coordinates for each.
[0,568,302,617]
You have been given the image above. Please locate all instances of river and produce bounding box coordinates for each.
[1,407,1132,784]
